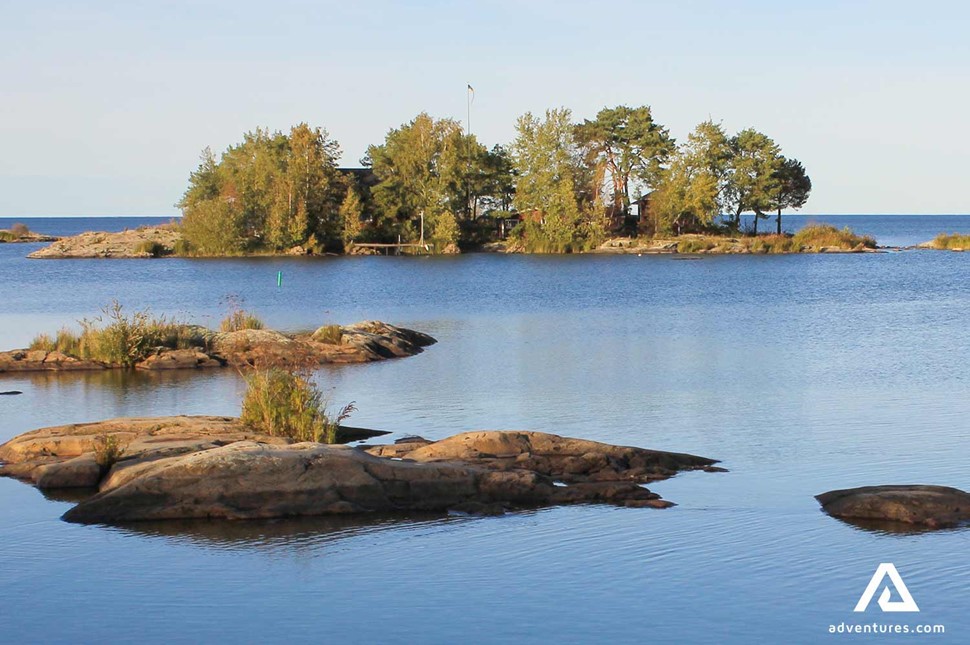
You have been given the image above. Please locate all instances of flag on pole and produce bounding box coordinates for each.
[467,84,475,103]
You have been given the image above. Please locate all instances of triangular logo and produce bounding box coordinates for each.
[854,563,920,613]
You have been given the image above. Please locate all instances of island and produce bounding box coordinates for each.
[0,223,59,244]
[0,416,723,523]
[0,315,435,372]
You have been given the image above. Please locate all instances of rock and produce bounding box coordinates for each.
[816,485,970,529]
[0,229,59,243]
[0,390,22,395]
[0,349,107,373]
[35,454,102,489]
[0,416,390,487]
[136,349,225,370]
[27,226,181,259]
[0,419,721,524]
[1,321,435,372]
[440,243,461,255]
[369,431,719,483]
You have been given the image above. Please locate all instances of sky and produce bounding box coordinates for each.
[1,0,968,217]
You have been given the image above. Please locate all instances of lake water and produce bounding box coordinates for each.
[1,215,969,644]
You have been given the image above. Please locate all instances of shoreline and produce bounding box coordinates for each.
[0,321,436,373]
[21,224,970,259]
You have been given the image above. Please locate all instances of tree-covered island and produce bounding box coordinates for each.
[172,106,821,256]
[29,104,924,259]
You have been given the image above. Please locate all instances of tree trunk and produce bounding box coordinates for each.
[752,212,759,235]
[776,207,782,235]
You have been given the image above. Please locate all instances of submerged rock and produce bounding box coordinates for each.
[0,419,721,524]
[816,485,970,529]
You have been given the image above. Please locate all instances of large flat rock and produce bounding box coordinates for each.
[0,418,721,523]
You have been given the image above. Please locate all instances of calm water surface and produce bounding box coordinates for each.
[1,215,969,644]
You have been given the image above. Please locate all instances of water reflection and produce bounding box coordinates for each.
[106,512,476,553]
[827,515,967,536]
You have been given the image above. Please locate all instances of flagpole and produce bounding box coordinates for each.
[466,84,471,136]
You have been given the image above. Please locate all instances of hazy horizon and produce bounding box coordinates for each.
[3,1,969,217]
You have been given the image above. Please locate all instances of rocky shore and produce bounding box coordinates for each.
[0,321,435,372]
[0,416,723,524]
[27,226,180,258]
[0,229,59,244]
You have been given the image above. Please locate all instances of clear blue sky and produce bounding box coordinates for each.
[2,0,968,216]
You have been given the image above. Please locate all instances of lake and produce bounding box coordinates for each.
[1,215,968,643]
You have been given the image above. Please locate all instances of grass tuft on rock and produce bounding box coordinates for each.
[930,233,970,250]
[313,324,343,345]
[220,309,265,332]
[27,301,209,366]
[240,367,355,443]
[791,224,875,251]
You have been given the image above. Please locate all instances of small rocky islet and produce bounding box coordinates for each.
[0,321,435,373]
[816,485,970,529]
[0,416,725,524]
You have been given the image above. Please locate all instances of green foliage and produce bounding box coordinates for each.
[366,113,474,250]
[135,240,168,257]
[220,309,264,332]
[575,105,674,216]
[791,225,875,250]
[726,128,783,233]
[92,433,129,470]
[930,233,970,250]
[339,185,364,247]
[240,367,356,444]
[178,124,345,254]
[648,120,732,236]
[511,108,603,253]
[178,198,248,256]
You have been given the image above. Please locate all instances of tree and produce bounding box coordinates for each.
[179,198,247,255]
[772,157,812,234]
[178,124,344,253]
[366,113,477,251]
[726,128,782,234]
[339,185,364,247]
[647,120,732,235]
[510,108,591,252]
[575,105,674,218]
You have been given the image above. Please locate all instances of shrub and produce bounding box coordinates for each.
[931,233,970,250]
[220,309,265,332]
[792,224,875,250]
[135,240,168,257]
[10,223,30,237]
[240,367,356,443]
[92,433,129,470]
[313,324,343,345]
